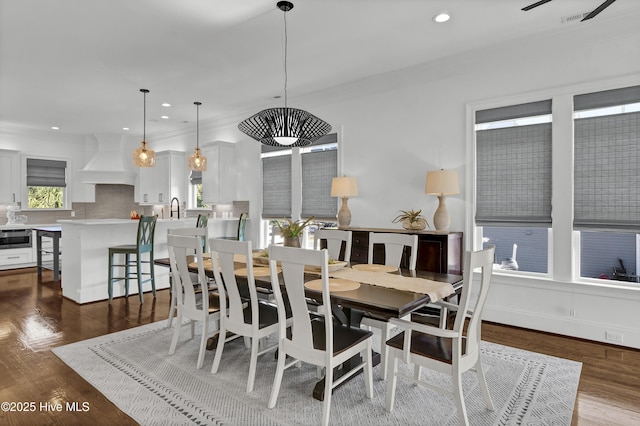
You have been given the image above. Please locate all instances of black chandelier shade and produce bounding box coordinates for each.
[238,106,332,147]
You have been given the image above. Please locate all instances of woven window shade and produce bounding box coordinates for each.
[189,170,202,185]
[475,100,552,227]
[262,154,292,218]
[301,148,337,219]
[26,158,67,187]
[574,111,640,232]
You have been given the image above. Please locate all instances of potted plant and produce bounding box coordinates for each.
[392,209,429,231]
[274,217,315,247]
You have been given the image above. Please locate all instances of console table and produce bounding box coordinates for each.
[344,227,463,275]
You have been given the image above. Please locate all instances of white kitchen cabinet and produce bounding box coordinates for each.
[201,142,236,203]
[0,248,33,269]
[0,150,20,204]
[137,151,186,205]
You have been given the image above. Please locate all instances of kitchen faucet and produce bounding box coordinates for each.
[170,197,180,219]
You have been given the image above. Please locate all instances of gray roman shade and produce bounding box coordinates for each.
[301,148,338,219]
[574,103,640,232]
[574,85,640,111]
[475,101,553,227]
[262,154,292,218]
[189,170,202,185]
[26,158,67,187]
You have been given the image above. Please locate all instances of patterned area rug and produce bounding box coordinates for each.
[52,321,581,425]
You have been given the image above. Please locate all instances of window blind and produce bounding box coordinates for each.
[189,170,202,185]
[301,148,337,219]
[475,100,552,227]
[574,84,640,111]
[574,111,640,232]
[26,158,67,187]
[262,154,292,218]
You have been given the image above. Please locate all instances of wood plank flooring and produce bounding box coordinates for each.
[0,267,638,425]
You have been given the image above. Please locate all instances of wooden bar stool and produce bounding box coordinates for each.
[108,215,157,304]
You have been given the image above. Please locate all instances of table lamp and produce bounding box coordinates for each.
[331,176,358,229]
[425,169,460,232]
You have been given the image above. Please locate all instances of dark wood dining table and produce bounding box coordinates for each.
[154,255,463,400]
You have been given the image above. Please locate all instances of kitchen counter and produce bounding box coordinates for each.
[58,216,242,304]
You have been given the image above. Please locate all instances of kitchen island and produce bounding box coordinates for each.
[59,217,240,304]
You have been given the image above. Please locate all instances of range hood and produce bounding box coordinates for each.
[78,134,137,185]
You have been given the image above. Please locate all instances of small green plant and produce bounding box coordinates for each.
[392,209,425,224]
[275,217,315,237]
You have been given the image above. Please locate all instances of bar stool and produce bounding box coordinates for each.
[108,215,157,304]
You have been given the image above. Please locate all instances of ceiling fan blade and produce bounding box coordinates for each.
[581,0,617,21]
[522,0,554,12]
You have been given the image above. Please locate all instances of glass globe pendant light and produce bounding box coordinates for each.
[132,88,156,167]
[187,101,207,171]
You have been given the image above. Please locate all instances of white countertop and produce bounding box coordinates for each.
[56,217,241,226]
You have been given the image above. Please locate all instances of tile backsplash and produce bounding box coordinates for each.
[0,184,250,225]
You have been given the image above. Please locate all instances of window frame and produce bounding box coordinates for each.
[467,77,640,288]
[22,155,71,211]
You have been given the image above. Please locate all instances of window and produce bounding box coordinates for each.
[260,133,339,248]
[475,100,552,273]
[26,158,67,209]
[189,171,209,208]
[573,85,640,281]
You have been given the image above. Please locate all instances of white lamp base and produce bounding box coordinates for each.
[433,194,451,232]
[337,197,352,229]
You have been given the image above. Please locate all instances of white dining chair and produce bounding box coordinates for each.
[167,233,220,369]
[362,232,418,379]
[385,245,496,426]
[165,226,211,328]
[210,238,291,393]
[313,229,352,262]
[267,245,374,426]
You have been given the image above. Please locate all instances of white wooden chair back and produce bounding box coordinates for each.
[314,229,352,262]
[167,226,209,253]
[368,232,418,270]
[167,233,210,318]
[210,239,256,337]
[268,245,331,365]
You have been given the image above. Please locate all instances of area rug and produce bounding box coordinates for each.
[52,321,581,425]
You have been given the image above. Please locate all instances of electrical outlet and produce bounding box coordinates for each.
[70,211,75,217]
[605,331,624,343]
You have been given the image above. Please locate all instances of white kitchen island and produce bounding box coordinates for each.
[59,217,240,304]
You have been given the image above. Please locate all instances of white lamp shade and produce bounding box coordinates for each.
[425,169,460,195]
[331,176,358,197]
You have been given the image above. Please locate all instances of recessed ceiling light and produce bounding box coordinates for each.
[162,103,171,107]
[51,126,59,130]
[161,116,169,119]
[122,127,130,131]
[433,11,450,23]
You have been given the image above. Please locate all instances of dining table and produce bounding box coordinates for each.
[154,252,463,400]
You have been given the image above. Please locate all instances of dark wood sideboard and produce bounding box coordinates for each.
[343,227,463,275]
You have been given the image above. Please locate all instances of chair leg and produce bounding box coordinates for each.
[210,323,227,375]
[246,336,260,393]
[196,317,208,369]
[124,253,130,298]
[108,251,114,303]
[136,254,144,304]
[268,346,286,409]
[476,358,494,411]
[453,368,469,426]
[169,312,182,355]
[363,340,374,399]
[322,363,332,426]
[385,350,399,412]
[381,322,391,380]
[150,252,156,298]
[166,279,176,328]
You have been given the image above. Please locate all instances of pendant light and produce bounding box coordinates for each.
[132,88,156,167]
[187,101,207,171]
[238,1,331,147]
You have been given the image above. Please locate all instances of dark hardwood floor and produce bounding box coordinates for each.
[0,267,639,425]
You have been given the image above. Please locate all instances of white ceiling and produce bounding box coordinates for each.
[1,0,639,137]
